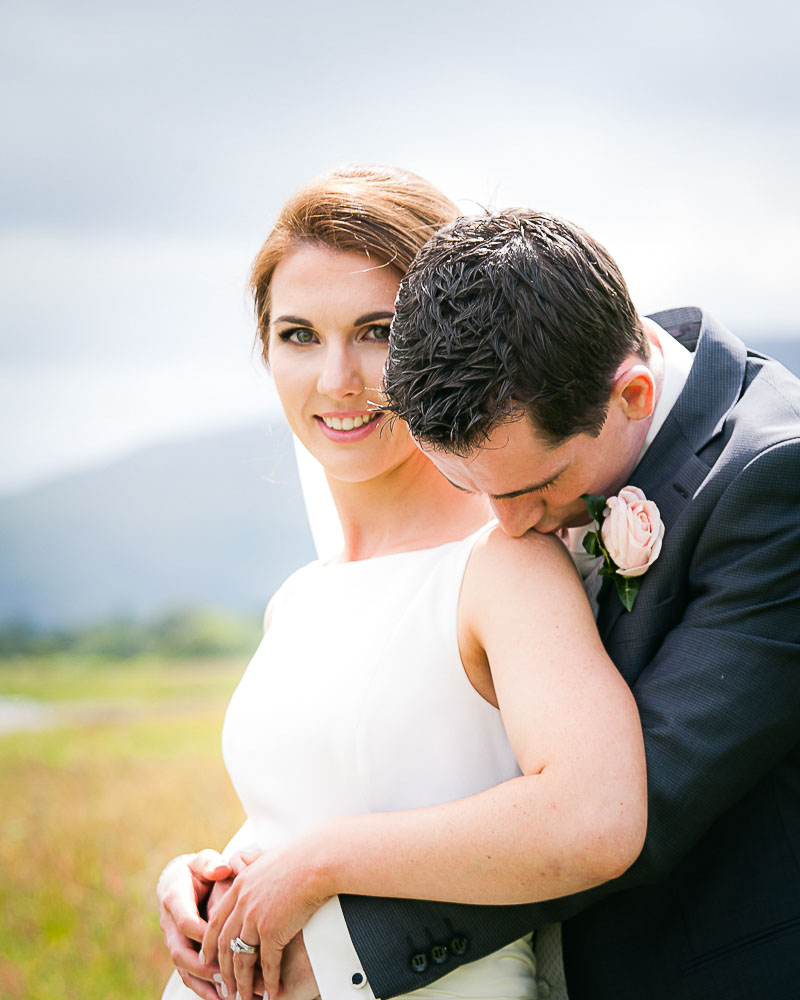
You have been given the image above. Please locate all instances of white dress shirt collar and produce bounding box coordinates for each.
[638,317,694,462]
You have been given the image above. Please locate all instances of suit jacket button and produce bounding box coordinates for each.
[431,944,448,964]
[410,952,428,973]
[351,972,368,989]
[450,935,469,956]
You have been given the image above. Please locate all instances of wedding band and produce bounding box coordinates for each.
[230,936,258,955]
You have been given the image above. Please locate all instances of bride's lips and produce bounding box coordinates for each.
[314,411,384,442]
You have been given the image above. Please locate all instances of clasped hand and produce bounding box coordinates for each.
[157,846,324,1000]
[201,842,331,1000]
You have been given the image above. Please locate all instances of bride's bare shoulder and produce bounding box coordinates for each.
[468,524,579,587]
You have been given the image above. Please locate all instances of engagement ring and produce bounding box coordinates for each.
[230,936,258,955]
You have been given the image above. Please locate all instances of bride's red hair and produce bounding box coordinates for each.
[250,164,459,362]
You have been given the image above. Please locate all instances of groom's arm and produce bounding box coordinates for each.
[338,437,800,1000]
[608,437,800,886]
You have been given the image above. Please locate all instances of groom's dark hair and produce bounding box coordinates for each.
[382,210,649,453]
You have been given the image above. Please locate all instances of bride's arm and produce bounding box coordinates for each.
[205,529,646,1000]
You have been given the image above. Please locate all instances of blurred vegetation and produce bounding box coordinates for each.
[0,654,249,704]
[0,607,263,660]
[0,656,247,999]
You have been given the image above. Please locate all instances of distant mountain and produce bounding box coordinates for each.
[0,422,316,629]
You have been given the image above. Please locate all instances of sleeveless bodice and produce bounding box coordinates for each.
[158,527,538,1000]
[222,526,523,849]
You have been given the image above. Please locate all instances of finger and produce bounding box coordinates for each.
[232,934,259,1000]
[192,848,233,880]
[201,881,237,969]
[260,939,285,1000]
[217,915,238,1000]
[166,892,208,945]
[164,929,207,977]
[159,858,210,943]
[160,902,205,965]
[206,877,234,923]
[157,853,194,898]
[228,849,260,875]
[177,966,219,1000]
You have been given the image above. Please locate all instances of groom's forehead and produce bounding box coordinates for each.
[419,425,568,496]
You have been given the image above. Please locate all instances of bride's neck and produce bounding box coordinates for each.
[328,451,490,562]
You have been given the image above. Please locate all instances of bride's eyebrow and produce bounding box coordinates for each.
[271,311,394,328]
[352,310,393,327]
[272,314,311,326]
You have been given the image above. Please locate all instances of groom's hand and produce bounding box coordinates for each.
[157,849,233,999]
[223,851,321,1000]
[280,932,321,1000]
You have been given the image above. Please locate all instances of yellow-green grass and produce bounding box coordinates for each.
[0,657,247,999]
[0,653,246,703]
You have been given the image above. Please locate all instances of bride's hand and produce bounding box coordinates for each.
[156,849,233,999]
[202,840,331,1000]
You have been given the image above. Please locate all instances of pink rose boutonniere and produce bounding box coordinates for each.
[582,486,665,611]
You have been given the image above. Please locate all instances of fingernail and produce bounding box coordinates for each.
[198,950,206,964]
[236,993,242,1000]
[213,974,223,985]
[220,985,229,999]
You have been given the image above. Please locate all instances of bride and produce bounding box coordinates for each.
[157,164,646,1000]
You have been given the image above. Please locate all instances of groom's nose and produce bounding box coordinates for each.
[490,497,544,537]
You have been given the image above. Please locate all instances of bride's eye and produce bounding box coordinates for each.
[279,328,316,345]
[363,324,391,343]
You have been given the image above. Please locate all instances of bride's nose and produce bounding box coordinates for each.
[317,343,364,399]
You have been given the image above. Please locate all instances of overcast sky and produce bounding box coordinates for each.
[2,0,798,493]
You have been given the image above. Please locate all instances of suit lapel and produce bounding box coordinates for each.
[596,308,748,645]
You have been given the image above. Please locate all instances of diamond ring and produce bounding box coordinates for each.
[230,936,258,955]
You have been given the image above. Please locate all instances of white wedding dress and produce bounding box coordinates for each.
[162,522,539,1000]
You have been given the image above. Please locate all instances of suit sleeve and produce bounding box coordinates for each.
[340,437,800,999]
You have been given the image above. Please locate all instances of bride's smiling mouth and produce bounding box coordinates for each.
[315,411,383,441]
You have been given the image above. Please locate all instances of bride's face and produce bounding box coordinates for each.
[268,244,419,484]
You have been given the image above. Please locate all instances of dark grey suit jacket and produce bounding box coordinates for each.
[341,307,800,999]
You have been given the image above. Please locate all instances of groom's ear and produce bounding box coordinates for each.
[612,364,656,423]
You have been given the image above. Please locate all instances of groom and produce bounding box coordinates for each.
[161,210,800,1000]
[347,211,799,1000]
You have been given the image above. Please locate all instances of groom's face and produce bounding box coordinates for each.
[420,408,640,536]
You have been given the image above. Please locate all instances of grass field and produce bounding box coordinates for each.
[0,656,247,999]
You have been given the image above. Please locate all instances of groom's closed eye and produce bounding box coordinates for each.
[441,474,563,500]
[491,478,561,500]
